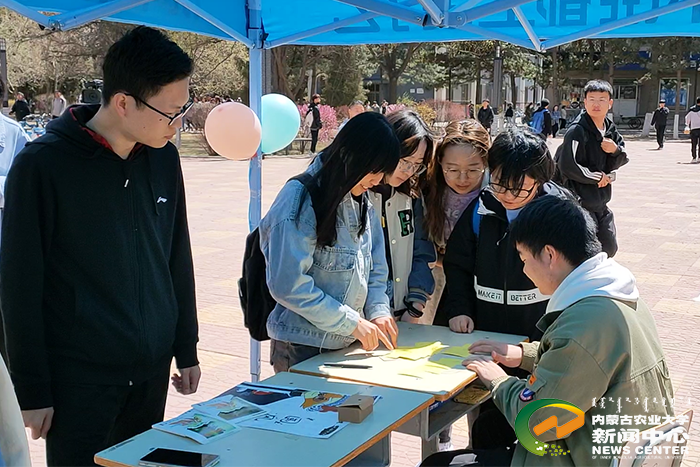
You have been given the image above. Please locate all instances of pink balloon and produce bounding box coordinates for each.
[205,102,261,161]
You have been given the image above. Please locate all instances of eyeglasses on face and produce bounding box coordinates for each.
[443,167,485,181]
[398,159,427,176]
[125,93,194,126]
[488,181,538,199]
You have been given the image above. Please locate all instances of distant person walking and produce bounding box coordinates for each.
[10,93,30,122]
[477,99,494,132]
[651,99,669,150]
[551,104,561,137]
[685,96,700,163]
[306,93,322,154]
[51,91,68,119]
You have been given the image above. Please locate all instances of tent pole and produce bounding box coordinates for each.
[248,0,263,383]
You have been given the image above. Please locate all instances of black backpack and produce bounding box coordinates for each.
[239,173,314,341]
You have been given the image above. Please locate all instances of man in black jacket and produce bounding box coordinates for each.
[477,99,494,132]
[556,79,628,257]
[10,93,31,122]
[0,27,200,466]
[651,99,669,149]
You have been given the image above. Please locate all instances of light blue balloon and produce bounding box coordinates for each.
[261,93,301,154]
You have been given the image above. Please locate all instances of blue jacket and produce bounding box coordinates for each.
[259,157,392,349]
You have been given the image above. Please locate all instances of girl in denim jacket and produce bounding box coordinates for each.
[368,110,436,324]
[259,112,402,373]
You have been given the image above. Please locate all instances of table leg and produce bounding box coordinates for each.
[346,433,391,467]
[421,434,440,459]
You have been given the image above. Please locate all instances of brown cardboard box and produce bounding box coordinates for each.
[337,395,374,423]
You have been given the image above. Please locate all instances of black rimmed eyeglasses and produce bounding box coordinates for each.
[125,93,194,126]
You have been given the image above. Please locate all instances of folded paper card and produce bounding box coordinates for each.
[337,395,374,423]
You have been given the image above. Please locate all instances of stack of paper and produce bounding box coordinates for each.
[383,342,447,361]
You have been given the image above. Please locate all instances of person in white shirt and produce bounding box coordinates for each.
[51,91,67,119]
[685,96,700,163]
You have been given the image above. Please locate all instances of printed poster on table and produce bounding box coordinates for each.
[153,411,240,444]
[218,383,380,439]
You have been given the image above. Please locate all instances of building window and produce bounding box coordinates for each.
[659,78,690,109]
[614,81,638,100]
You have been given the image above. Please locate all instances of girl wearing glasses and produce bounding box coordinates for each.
[424,120,491,261]
[260,112,401,372]
[368,110,436,324]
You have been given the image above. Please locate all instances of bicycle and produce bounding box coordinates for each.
[619,115,643,130]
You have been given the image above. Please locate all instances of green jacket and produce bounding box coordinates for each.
[491,254,674,466]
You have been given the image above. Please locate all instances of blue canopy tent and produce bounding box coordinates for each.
[2,0,699,381]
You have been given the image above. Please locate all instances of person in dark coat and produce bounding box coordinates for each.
[477,99,494,132]
[651,99,669,149]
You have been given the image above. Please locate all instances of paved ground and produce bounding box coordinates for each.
[26,137,700,467]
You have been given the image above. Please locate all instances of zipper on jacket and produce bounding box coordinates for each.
[380,194,395,303]
[124,162,146,379]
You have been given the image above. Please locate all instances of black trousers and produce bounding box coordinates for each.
[270,339,322,373]
[590,207,618,258]
[691,129,700,160]
[45,365,170,466]
[310,129,320,153]
[552,122,559,137]
[656,125,666,148]
[420,446,514,467]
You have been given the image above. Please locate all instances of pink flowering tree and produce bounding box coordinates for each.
[298,104,339,142]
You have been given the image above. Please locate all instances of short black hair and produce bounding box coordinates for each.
[488,127,554,191]
[583,79,613,99]
[102,26,192,105]
[540,98,550,108]
[696,96,700,104]
[510,195,602,267]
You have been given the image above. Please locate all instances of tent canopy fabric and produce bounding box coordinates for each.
[5,0,700,51]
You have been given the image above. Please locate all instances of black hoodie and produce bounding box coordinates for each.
[556,111,628,212]
[0,105,198,410]
[435,183,572,341]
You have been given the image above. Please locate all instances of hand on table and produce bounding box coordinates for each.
[449,315,474,333]
[468,339,523,368]
[353,317,395,351]
[172,365,201,395]
[23,407,54,440]
[463,355,508,387]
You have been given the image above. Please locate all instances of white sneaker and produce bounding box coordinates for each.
[438,441,454,452]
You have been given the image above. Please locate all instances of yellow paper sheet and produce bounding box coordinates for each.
[442,344,471,358]
[383,342,447,361]
[398,361,451,378]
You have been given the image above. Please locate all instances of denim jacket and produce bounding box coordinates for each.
[259,158,392,349]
